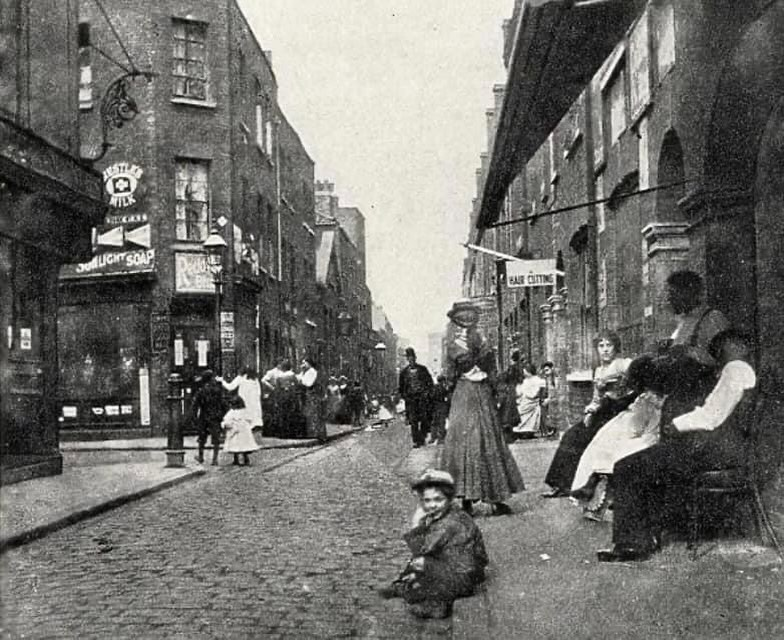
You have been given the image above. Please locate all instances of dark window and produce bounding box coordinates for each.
[172,19,208,100]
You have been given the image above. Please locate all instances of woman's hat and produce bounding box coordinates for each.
[411,469,455,493]
[447,299,480,328]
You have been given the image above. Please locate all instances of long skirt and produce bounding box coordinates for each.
[302,391,327,442]
[440,379,525,503]
[571,392,662,493]
[544,395,635,493]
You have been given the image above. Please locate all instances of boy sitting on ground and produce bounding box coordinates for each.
[379,469,488,619]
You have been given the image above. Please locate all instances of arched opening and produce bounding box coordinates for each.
[655,129,686,222]
[702,1,784,348]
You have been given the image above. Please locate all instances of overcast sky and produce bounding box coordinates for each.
[238,1,510,351]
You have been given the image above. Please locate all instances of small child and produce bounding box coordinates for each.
[221,395,259,466]
[379,469,488,619]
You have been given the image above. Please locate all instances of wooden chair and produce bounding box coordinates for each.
[686,387,782,558]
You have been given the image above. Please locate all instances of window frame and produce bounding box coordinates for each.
[171,18,209,102]
[174,158,211,242]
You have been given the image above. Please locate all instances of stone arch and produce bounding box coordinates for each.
[654,129,686,222]
[701,1,784,348]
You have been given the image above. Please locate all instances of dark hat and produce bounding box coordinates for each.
[405,347,416,358]
[411,469,455,495]
[447,299,480,328]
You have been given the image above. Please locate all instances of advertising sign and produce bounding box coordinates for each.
[506,259,560,289]
[220,312,235,352]
[175,252,214,293]
[60,248,156,279]
[103,162,144,208]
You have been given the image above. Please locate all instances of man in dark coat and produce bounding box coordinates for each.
[398,347,434,447]
[597,329,756,562]
[191,369,227,466]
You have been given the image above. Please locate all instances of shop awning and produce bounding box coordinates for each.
[477,0,646,229]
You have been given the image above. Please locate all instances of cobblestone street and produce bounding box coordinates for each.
[0,421,446,640]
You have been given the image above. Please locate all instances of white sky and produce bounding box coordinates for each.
[238,0,510,350]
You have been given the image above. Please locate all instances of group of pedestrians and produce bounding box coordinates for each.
[189,357,333,465]
[190,368,262,466]
[397,349,452,447]
[380,268,763,620]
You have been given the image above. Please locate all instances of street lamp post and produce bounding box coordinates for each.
[373,341,387,396]
[203,225,227,376]
[336,311,353,377]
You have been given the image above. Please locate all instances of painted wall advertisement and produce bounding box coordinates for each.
[175,252,214,293]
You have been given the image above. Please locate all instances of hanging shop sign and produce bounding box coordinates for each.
[103,162,144,208]
[174,252,214,293]
[60,248,156,278]
[506,259,560,288]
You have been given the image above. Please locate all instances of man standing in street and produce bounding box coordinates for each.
[398,347,434,448]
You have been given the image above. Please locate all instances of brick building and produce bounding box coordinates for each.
[467,0,784,530]
[314,181,373,382]
[0,0,105,482]
[57,0,315,437]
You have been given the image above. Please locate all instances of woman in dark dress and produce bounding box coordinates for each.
[541,331,635,498]
[297,356,327,443]
[440,300,525,515]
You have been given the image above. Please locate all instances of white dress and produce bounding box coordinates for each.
[571,391,664,493]
[222,409,260,453]
[512,375,545,434]
[221,375,263,428]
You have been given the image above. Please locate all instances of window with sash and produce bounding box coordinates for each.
[174,159,210,241]
[172,19,208,100]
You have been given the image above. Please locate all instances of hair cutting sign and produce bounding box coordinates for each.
[506,259,560,288]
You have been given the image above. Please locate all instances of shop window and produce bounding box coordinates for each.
[172,18,208,101]
[175,159,210,241]
[78,22,92,110]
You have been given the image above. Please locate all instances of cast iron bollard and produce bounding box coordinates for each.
[165,373,186,467]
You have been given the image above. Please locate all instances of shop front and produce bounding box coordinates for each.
[0,117,105,483]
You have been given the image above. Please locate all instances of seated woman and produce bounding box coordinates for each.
[511,363,546,439]
[570,355,668,520]
[541,331,634,497]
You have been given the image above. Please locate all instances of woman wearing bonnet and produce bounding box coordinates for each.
[439,300,525,516]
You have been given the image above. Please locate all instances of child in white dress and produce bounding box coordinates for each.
[221,395,260,466]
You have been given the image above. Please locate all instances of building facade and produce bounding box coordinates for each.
[468,0,784,531]
[314,181,374,383]
[1,0,105,482]
[57,0,315,437]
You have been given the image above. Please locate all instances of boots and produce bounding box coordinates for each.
[243,453,250,466]
[211,448,219,466]
[232,454,240,466]
[195,446,204,464]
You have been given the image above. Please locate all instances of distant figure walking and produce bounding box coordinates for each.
[221,395,259,466]
[218,366,263,430]
[429,374,451,445]
[398,347,434,448]
[297,356,327,443]
[346,380,367,427]
[191,369,227,466]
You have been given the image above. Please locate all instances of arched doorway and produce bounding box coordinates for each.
[655,129,686,223]
[702,1,784,358]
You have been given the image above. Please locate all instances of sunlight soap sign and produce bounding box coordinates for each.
[506,259,560,288]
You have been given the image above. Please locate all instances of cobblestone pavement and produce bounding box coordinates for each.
[0,421,448,640]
